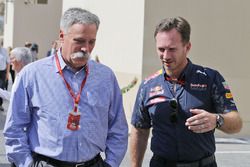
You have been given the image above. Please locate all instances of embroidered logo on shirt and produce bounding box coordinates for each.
[196,70,207,76]
[190,83,207,90]
[225,92,233,99]
[144,69,163,84]
[149,85,164,97]
[222,82,230,90]
[148,96,167,105]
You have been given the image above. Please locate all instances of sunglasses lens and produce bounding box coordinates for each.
[170,112,177,123]
[169,98,178,123]
[170,99,177,109]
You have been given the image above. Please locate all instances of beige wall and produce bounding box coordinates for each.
[63,0,145,75]
[143,0,250,137]
[4,0,62,58]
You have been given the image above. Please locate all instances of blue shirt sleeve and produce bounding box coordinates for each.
[3,71,33,167]
[131,82,152,129]
[105,73,128,167]
[210,70,238,113]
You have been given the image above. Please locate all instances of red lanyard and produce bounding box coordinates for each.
[55,54,88,112]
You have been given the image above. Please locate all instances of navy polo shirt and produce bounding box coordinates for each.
[131,60,238,162]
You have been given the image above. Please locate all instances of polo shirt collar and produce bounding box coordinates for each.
[163,58,193,85]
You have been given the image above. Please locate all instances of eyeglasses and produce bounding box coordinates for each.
[169,98,178,123]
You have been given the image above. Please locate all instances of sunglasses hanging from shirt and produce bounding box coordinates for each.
[169,98,178,123]
[167,79,185,123]
[55,53,89,131]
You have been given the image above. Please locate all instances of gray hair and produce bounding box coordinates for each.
[10,47,32,66]
[154,16,191,44]
[60,7,100,34]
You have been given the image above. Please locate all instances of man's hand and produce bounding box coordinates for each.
[185,109,242,134]
[185,109,217,133]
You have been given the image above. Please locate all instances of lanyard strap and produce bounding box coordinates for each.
[55,54,88,112]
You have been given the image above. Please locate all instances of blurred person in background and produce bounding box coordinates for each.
[0,39,10,111]
[24,42,32,48]
[7,46,15,83]
[30,43,39,61]
[47,40,58,57]
[0,47,32,101]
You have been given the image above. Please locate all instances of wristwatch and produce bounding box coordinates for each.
[216,114,224,128]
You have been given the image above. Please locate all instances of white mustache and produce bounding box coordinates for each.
[71,51,89,59]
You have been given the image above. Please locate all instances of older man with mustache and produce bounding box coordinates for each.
[4,7,128,167]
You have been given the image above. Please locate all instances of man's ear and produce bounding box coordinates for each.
[58,30,65,46]
[59,30,64,40]
[186,42,191,52]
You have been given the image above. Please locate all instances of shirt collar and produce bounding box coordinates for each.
[54,48,67,73]
[163,58,193,85]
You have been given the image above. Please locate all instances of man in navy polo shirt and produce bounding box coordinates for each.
[130,17,242,167]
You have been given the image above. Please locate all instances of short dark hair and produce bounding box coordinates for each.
[30,43,38,52]
[154,16,191,44]
[24,42,32,48]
